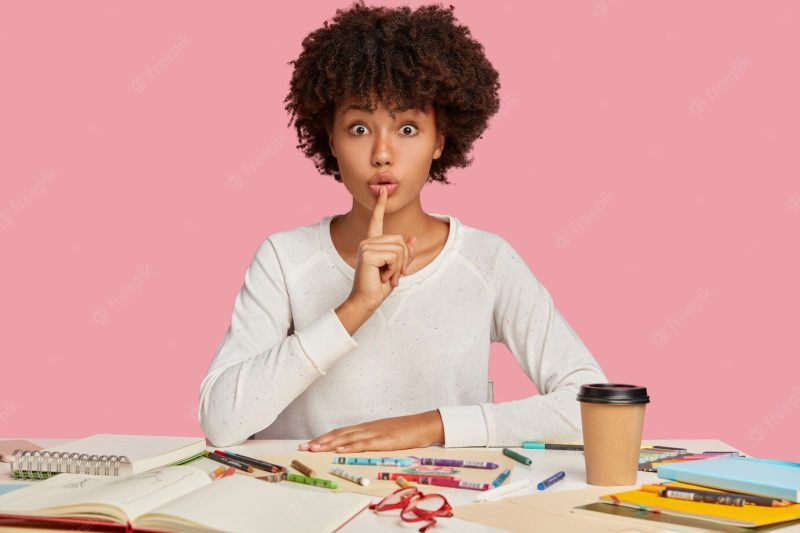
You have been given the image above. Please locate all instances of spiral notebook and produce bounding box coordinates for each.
[6,434,206,480]
[0,465,371,533]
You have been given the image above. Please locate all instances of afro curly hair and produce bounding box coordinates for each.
[283,1,501,185]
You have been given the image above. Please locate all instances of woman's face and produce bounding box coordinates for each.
[328,96,446,214]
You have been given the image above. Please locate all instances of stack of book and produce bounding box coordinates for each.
[574,456,800,531]
[638,448,742,473]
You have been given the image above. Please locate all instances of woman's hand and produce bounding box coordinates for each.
[298,410,445,453]
[348,185,417,313]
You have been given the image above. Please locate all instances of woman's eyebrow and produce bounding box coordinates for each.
[343,103,374,113]
[342,104,419,115]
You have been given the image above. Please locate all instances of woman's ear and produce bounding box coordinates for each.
[433,129,446,160]
[327,127,337,158]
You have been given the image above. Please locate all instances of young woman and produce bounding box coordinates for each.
[199,2,606,452]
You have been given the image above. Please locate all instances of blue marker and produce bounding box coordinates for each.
[332,457,414,467]
[537,471,565,490]
[490,467,511,488]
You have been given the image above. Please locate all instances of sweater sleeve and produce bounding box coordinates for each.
[198,238,358,446]
[438,238,607,447]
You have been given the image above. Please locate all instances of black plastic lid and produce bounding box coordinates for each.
[577,383,650,405]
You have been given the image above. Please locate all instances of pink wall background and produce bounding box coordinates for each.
[1,1,798,460]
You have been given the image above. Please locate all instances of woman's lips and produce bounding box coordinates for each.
[369,183,398,196]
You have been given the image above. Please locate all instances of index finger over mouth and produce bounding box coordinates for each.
[367,185,388,238]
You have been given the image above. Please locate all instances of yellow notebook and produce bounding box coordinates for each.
[598,482,800,528]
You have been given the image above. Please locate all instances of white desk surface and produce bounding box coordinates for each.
[3,438,796,533]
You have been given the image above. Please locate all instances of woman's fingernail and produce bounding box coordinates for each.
[311,443,321,450]
[299,443,309,450]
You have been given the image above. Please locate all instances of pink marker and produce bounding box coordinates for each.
[417,477,491,491]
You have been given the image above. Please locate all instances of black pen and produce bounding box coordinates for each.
[522,442,583,451]
[214,450,285,473]
[203,451,254,473]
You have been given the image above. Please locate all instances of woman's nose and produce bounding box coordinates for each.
[372,132,393,167]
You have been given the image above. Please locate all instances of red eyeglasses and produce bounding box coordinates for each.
[369,486,454,532]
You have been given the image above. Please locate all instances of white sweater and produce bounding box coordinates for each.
[199,214,607,447]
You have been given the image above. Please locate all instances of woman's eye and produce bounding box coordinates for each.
[399,124,418,136]
[347,124,418,136]
[349,124,369,136]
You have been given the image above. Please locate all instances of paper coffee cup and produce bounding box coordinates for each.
[577,383,649,486]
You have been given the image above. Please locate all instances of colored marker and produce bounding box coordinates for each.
[537,471,565,490]
[642,485,792,507]
[702,451,742,456]
[474,479,531,502]
[401,468,459,476]
[416,477,491,491]
[284,472,338,489]
[502,448,532,466]
[332,457,414,467]
[646,446,687,452]
[256,472,283,482]
[522,442,583,451]
[204,451,254,473]
[523,442,691,454]
[214,450,284,473]
[396,476,413,488]
[209,466,235,480]
[291,459,316,477]
[330,467,370,486]
[412,457,499,469]
[377,472,457,482]
[491,468,511,488]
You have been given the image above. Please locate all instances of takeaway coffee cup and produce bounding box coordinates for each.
[577,383,650,486]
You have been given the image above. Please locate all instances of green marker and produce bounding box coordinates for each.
[502,448,532,466]
[284,472,338,489]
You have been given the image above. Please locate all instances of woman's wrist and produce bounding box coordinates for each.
[422,409,445,446]
[335,298,375,336]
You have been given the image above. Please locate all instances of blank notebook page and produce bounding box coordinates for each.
[135,475,372,533]
[44,435,206,474]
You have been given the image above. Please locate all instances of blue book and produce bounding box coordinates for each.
[658,457,800,502]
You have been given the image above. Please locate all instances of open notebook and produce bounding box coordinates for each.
[0,465,371,533]
[6,435,206,479]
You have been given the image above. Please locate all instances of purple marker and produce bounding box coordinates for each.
[413,457,499,469]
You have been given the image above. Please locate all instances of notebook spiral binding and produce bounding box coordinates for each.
[10,449,131,480]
